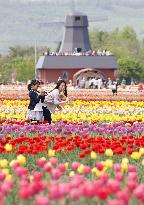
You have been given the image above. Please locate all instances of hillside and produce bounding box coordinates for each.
[1,0,144,54]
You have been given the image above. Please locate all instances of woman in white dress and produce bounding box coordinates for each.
[43,80,69,124]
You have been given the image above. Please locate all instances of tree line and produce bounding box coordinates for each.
[0,26,144,84]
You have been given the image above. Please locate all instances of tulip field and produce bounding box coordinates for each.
[0,86,144,205]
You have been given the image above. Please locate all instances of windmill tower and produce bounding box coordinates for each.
[59,0,107,53]
[59,12,91,53]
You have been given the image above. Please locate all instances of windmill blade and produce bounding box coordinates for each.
[89,16,108,22]
[39,21,64,27]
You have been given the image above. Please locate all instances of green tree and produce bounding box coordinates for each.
[9,56,35,82]
[0,56,13,84]
[118,58,143,83]
[90,26,140,59]
[90,30,109,50]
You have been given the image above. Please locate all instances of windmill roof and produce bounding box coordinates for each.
[68,11,86,16]
[36,55,117,69]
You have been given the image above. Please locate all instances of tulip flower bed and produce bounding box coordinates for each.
[0,84,144,101]
[0,89,144,204]
[0,100,144,122]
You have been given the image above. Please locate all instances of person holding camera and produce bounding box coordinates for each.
[43,80,69,124]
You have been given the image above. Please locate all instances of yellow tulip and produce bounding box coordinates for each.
[17,155,26,165]
[0,159,8,168]
[121,163,128,172]
[2,168,9,175]
[4,144,13,152]
[77,164,84,174]
[105,149,113,157]
[105,159,113,169]
[6,174,12,180]
[91,167,96,174]
[9,160,17,167]
[69,171,75,177]
[122,158,129,164]
[65,162,69,170]
[48,149,55,157]
[95,169,103,177]
[139,148,144,155]
[131,152,141,160]
[90,151,97,160]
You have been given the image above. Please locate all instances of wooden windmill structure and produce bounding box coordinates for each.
[36,0,117,84]
[40,0,108,53]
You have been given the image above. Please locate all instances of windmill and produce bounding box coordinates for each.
[36,0,117,84]
[39,0,108,53]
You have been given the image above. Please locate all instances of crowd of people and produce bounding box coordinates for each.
[43,49,113,56]
[77,77,117,90]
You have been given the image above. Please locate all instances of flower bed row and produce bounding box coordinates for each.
[0,155,144,205]
[0,100,144,122]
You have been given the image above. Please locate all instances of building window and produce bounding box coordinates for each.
[75,16,80,21]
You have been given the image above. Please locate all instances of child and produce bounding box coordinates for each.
[27,79,45,123]
[111,81,118,96]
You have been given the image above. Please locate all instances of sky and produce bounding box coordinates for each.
[1,0,144,54]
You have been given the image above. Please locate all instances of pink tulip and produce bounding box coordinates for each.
[133,184,144,200]
[116,188,130,204]
[19,187,31,200]
[43,163,52,173]
[35,195,51,205]
[100,173,109,184]
[0,172,6,181]
[1,181,13,196]
[49,157,58,166]
[84,166,91,175]
[96,162,103,171]
[12,161,21,169]
[57,163,66,172]
[128,172,137,181]
[71,162,79,171]
[107,180,120,193]
[49,186,61,200]
[81,182,95,197]
[30,181,45,195]
[0,199,4,205]
[51,169,62,180]
[37,158,46,168]
[15,167,29,177]
[70,189,81,201]
[114,164,121,172]
[6,179,14,189]
[128,165,137,172]
[93,180,104,189]
[59,183,70,196]
[20,180,29,188]
[127,181,137,191]
[33,171,43,181]
[70,175,84,188]
[115,172,123,182]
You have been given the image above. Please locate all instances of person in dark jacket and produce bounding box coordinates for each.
[27,79,45,122]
